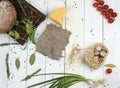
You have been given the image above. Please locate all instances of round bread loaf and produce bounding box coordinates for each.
[0,0,17,33]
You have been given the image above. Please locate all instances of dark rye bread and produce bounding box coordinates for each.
[36,24,71,60]
[8,0,46,45]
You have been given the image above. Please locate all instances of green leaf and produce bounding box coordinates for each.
[8,30,20,40]
[29,53,36,65]
[14,20,20,25]
[14,31,20,40]
[5,53,10,79]
[8,31,15,37]
[24,19,34,35]
[15,58,20,70]
[105,64,116,68]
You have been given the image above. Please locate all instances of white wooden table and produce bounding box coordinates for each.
[0,0,120,88]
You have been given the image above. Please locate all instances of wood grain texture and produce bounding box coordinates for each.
[0,0,120,88]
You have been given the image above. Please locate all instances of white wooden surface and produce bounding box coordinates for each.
[0,0,120,88]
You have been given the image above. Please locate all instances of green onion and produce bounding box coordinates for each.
[24,73,90,88]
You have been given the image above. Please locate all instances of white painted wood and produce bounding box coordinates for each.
[0,34,10,88]
[65,0,85,88]
[45,1,65,88]
[84,0,104,88]
[103,0,120,88]
[26,0,47,88]
[0,0,120,88]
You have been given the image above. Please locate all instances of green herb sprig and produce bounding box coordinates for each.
[21,68,41,81]
[5,53,10,79]
[9,19,36,44]
[22,19,36,44]
[0,43,19,47]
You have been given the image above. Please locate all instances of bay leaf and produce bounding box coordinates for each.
[105,64,116,68]
[29,53,36,65]
[15,58,20,70]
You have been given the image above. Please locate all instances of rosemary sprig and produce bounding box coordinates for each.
[21,68,41,81]
[5,53,10,79]
[0,43,19,47]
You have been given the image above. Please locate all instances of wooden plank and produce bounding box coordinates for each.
[7,42,27,88]
[103,0,120,88]
[0,34,10,88]
[45,0,65,87]
[26,0,47,88]
[84,0,103,88]
[65,0,85,87]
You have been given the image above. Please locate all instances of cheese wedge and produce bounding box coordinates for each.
[49,7,67,26]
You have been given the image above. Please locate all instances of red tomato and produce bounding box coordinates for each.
[106,68,112,74]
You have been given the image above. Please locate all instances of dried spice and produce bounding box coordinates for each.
[105,64,116,68]
[68,45,81,64]
[29,53,36,66]
[15,58,20,70]
[36,24,71,59]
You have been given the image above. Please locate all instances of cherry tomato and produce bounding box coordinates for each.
[95,0,100,1]
[108,8,113,14]
[108,18,114,23]
[103,5,109,10]
[101,10,106,15]
[99,1,104,5]
[105,13,110,19]
[93,2,98,7]
[106,68,112,74]
[97,6,103,11]
[112,12,117,17]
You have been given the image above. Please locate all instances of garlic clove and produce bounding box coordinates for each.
[94,51,100,56]
[96,46,102,51]
[100,50,107,57]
